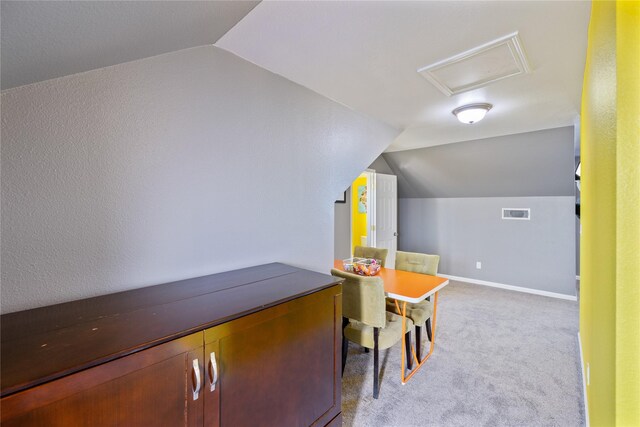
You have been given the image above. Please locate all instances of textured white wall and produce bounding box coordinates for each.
[398,196,576,296]
[333,188,351,260]
[1,46,398,313]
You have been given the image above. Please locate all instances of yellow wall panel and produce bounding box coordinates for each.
[615,1,640,425]
[351,175,368,254]
[580,1,640,425]
[580,2,617,424]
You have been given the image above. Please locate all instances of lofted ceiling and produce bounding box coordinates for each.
[1,1,591,155]
[217,1,591,152]
[382,126,576,198]
[0,1,259,90]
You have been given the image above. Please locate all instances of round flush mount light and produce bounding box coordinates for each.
[452,103,493,124]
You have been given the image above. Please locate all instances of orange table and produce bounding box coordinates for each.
[333,260,449,384]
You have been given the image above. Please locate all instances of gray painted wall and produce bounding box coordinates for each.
[383,127,575,198]
[575,155,581,276]
[575,217,580,276]
[1,46,398,313]
[398,197,576,296]
[368,155,394,175]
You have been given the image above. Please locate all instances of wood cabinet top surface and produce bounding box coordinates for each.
[1,263,342,397]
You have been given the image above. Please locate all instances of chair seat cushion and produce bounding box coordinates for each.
[386,298,434,325]
[344,312,414,350]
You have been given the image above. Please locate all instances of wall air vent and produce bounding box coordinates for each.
[418,32,531,96]
[502,208,530,220]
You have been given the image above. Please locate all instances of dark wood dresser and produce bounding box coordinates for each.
[1,263,343,426]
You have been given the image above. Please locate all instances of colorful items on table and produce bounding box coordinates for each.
[342,258,381,276]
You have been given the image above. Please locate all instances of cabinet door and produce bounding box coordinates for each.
[205,285,342,427]
[204,340,220,427]
[1,333,204,427]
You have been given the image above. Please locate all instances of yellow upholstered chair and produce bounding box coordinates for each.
[353,246,388,267]
[331,268,413,399]
[386,250,440,361]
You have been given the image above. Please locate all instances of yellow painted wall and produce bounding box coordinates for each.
[351,175,368,254]
[615,2,640,424]
[580,1,640,425]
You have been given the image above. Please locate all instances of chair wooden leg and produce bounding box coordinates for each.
[415,325,422,361]
[425,296,433,343]
[373,327,379,399]
[342,317,349,377]
[405,330,413,370]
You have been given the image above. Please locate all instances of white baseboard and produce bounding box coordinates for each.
[438,274,578,301]
[578,333,590,426]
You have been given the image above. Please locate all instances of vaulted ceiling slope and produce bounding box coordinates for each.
[2,1,590,157]
[217,1,591,152]
[383,126,576,198]
[0,1,259,90]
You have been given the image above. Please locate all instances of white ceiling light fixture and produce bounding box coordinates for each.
[452,103,493,124]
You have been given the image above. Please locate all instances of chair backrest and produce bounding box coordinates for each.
[353,246,389,267]
[395,251,440,275]
[330,269,386,328]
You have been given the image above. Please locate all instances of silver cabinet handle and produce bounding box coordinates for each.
[208,351,218,392]
[192,358,201,400]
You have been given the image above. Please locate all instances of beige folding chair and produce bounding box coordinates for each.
[386,250,440,361]
[331,268,413,398]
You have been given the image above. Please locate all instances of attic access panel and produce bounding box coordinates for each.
[418,32,531,96]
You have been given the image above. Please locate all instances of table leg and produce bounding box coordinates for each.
[399,300,407,379]
[396,291,439,384]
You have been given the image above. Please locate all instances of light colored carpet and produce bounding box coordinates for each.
[342,281,585,427]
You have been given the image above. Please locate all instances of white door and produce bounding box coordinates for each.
[374,173,397,267]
